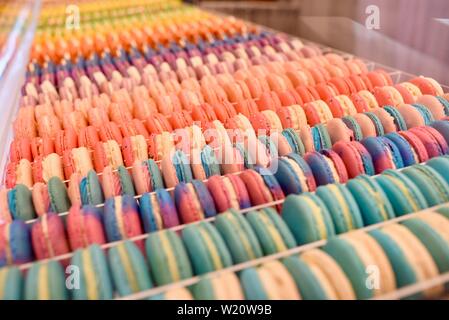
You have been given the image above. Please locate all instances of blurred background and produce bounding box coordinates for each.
[193,0,449,84]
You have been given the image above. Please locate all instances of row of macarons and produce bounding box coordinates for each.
[30,5,257,63]
[2,202,449,300]
[6,104,449,190]
[4,118,449,221]
[26,31,327,92]
[3,151,449,269]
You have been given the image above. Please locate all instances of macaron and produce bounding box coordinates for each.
[361,136,404,173]
[303,100,333,126]
[214,210,263,264]
[409,77,443,96]
[145,230,193,286]
[416,95,445,120]
[398,130,429,163]
[402,214,449,278]
[430,120,449,146]
[200,145,221,177]
[371,108,396,134]
[375,170,428,216]
[70,244,113,300]
[66,205,106,250]
[326,118,354,144]
[121,135,149,167]
[31,212,70,260]
[246,208,297,254]
[239,169,283,209]
[395,104,425,129]
[383,106,408,131]
[32,177,71,216]
[426,156,449,185]
[0,220,33,266]
[272,153,316,195]
[346,175,395,225]
[174,180,217,223]
[409,126,449,158]
[282,193,336,245]
[300,249,356,299]
[276,105,308,131]
[304,150,347,186]
[63,146,95,179]
[32,153,64,183]
[412,103,434,125]
[192,271,245,300]
[332,141,375,178]
[25,260,68,300]
[108,240,153,296]
[341,116,363,141]
[240,260,301,299]
[369,224,442,298]
[182,220,233,275]
[93,140,123,173]
[0,266,23,300]
[435,96,449,115]
[254,166,286,211]
[75,170,103,206]
[103,195,143,243]
[161,150,193,188]
[139,189,179,233]
[281,255,332,299]
[281,128,305,155]
[402,164,449,206]
[131,159,164,195]
[363,111,385,136]
[384,132,419,166]
[101,165,135,199]
[316,183,364,234]
[311,124,332,151]
[206,174,251,212]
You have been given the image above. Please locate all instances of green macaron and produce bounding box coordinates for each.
[402,218,449,275]
[48,176,72,213]
[116,165,136,196]
[402,164,449,207]
[79,170,104,206]
[239,267,271,300]
[346,175,395,225]
[108,240,153,296]
[368,229,421,298]
[0,266,23,300]
[246,208,296,255]
[25,260,68,300]
[214,210,263,264]
[182,221,233,275]
[375,170,428,216]
[322,238,373,299]
[426,156,449,185]
[145,229,193,286]
[8,184,36,220]
[282,255,329,299]
[315,183,364,234]
[70,244,113,300]
[282,193,336,245]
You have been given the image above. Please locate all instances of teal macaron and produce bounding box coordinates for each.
[246,208,296,255]
[312,124,332,151]
[322,237,373,299]
[282,193,336,245]
[0,266,23,300]
[235,142,255,169]
[315,183,364,234]
[145,229,193,286]
[402,164,449,206]
[214,209,263,264]
[426,156,449,185]
[173,150,194,183]
[383,105,408,131]
[402,217,449,275]
[282,128,305,155]
[25,260,68,300]
[79,170,105,206]
[108,240,153,296]
[8,184,36,220]
[346,175,395,225]
[182,221,233,275]
[436,96,449,115]
[116,165,136,196]
[368,229,421,298]
[375,170,428,216]
[282,255,329,299]
[363,112,385,136]
[412,103,434,125]
[47,176,72,213]
[342,116,364,141]
[200,145,222,177]
[192,271,244,300]
[239,267,271,300]
[70,244,113,300]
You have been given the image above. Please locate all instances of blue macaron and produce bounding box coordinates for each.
[200,145,222,177]
[311,124,332,151]
[139,189,180,233]
[79,170,105,205]
[272,153,316,195]
[282,128,305,155]
[384,132,418,166]
[0,220,33,266]
[342,116,363,141]
[383,105,408,131]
